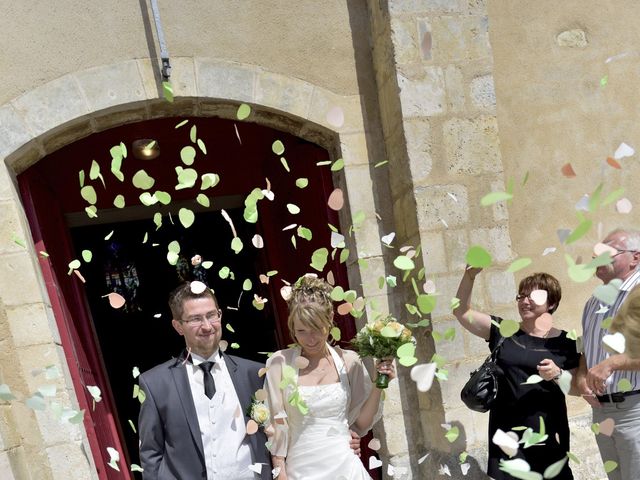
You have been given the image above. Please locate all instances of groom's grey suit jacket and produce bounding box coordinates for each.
[138,351,271,480]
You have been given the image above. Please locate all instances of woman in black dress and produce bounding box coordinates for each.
[453,268,580,479]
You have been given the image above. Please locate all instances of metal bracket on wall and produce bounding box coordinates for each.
[150,0,171,80]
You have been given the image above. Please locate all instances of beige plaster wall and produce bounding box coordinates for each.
[2,0,369,104]
[488,0,640,326]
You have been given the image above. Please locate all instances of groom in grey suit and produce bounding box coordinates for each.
[138,283,271,480]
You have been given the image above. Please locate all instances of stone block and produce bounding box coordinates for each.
[40,118,94,157]
[75,60,145,113]
[568,413,606,479]
[255,71,314,120]
[389,0,462,14]
[404,117,433,183]
[464,329,491,358]
[339,132,375,167]
[0,201,32,256]
[378,412,409,457]
[6,303,60,347]
[444,65,465,113]
[46,442,95,480]
[419,230,447,274]
[418,18,433,61]
[195,59,256,103]
[484,271,517,307]
[307,90,365,134]
[415,184,469,231]
[91,106,148,133]
[351,217,384,259]
[489,178,509,222]
[444,405,488,449]
[443,115,502,175]
[12,74,89,138]
[470,74,496,111]
[0,451,17,480]
[432,318,466,362]
[0,164,19,203]
[148,97,199,120]
[390,18,419,65]
[0,252,47,307]
[444,229,469,272]
[0,105,34,161]
[469,226,513,264]
[138,57,197,101]
[431,274,464,316]
[15,343,67,393]
[438,361,477,409]
[397,66,445,117]
[431,15,491,62]
[358,256,389,299]
[0,405,21,450]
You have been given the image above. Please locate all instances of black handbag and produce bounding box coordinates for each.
[461,336,506,413]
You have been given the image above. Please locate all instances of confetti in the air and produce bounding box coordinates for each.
[326,106,345,128]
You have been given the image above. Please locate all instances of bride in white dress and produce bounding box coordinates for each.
[264,276,395,480]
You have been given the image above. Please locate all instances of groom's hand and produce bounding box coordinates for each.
[349,430,361,457]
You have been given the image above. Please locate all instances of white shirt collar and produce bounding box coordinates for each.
[190,349,221,367]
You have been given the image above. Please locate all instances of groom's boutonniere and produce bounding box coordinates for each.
[246,392,270,434]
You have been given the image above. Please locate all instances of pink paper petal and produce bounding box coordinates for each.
[294,356,310,369]
[423,280,436,294]
[368,438,381,451]
[326,271,335,285]
[258,367,268,378]
[337,302,353,315]
[599,418,615,436]
[326,106,345,128]
[327,188,344,211]
[616,197,633,214]
[104,292,126,309]
[255,388,268,401]
[219,340,229,352]
[246,419,259,435]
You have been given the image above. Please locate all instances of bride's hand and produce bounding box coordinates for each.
[376,358,396,381]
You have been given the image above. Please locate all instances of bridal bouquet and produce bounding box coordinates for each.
[351,316,415,389]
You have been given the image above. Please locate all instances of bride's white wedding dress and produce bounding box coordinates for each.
[265,345,379,480]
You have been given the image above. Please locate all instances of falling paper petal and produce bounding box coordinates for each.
[237,103,251,120]
[602,332,626,354]
[294,356,310,369]
[246,419,259,435]
[272,140,285,155]
[465,246,492,268]
[615,198,632,214]
[368,457,383,469]
[381,232,395,246]
[368,438,381,451]
[327,188,344,211]
[561,163,576,178]
[507,258,532,273]
[252,234,264,249]
[107,447,121,471]
[614,142,634,160]
[326,106,345,128]
[190,281,207,294]
[606,157,622,169]
[410,363,437,392]
[492,429,519,458]
[530,290,548,306]
[103,292,126,309]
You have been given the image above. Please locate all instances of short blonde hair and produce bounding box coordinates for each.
[287,275,334,338]
[611,285,640,359]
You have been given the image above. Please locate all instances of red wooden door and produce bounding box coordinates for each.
[19,170,132,480]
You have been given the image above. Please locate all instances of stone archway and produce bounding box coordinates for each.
[0,58,401,480]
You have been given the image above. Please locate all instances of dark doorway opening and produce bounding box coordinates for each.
[69,206,278,466]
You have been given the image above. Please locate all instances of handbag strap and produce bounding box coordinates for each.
[489,334,506,361]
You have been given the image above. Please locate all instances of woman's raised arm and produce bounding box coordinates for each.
[452,266,492,340]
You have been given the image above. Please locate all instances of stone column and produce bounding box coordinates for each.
[367,1,514,478]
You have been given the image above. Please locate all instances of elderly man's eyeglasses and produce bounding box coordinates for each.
[612,249,638,257]
[181,310,222,325]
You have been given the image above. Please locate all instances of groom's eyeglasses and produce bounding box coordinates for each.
[181,310,222,325]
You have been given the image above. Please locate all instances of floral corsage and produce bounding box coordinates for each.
[246,395,270,434]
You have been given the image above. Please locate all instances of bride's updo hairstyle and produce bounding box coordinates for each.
[287,275,335,339]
